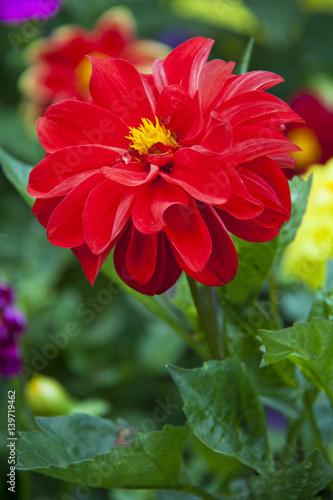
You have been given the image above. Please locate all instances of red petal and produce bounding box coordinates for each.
[221,126,300,165]
[218,91,300,127]
[156,84,203,141]
[198,59,235,114]
[72,243,112,285]
[89,57,154,126]
[132,178,189,234]
[269,154,297,170]
[161,148,231,205]
[220,210,280,242]
[37,99,130,153]
[152,58,168,94]
[164,199,212,273]
[32,197,64,228]
[47,173,104,248]
[36,170,102,199]
[162,37,214,95]
[83,179,135,254]
[200,111,233,153]
[102,162,159,186]
[125,228,159,284]
[217,163,263,219]
[28,145,121,197]
[220,71,284,103]
[240,156,291,223]
[114,230,182,295]
[173,205,238,286]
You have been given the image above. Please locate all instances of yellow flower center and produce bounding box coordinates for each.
[126,117,177,155]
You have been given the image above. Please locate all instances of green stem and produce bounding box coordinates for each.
[110,273,207,358]
[187,277,220,359]
[204,286,224,359]
[304,390,331,464]
[268,272,281,327]
[279,416,305,469]
[279,388,322,470]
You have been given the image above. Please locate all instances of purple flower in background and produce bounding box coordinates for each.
[0,0,61,23]
[0,281,26,377]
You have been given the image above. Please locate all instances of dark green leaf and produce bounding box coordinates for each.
[0,147,34,206]
[259,318,333,406]
[275,175,312,261]
[251,450,333,500]
[167,359,273,474]
[17,414,187,489]
[224,236,278,305]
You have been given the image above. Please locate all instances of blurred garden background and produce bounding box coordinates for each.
[1,0,333,499]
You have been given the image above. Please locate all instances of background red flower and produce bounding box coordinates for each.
[20,7,170,121]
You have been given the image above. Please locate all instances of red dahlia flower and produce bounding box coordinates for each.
[28,37,301,295]
[20,7,170,119]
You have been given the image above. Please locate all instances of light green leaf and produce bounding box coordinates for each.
[223,236,278,305]
[0,147,34,206]
[17,414,187,489]
[251,449,333,500]
[167,359,272,474]
[259,318,333,406]
[275,175,312,261]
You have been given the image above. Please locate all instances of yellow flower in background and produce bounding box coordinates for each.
[169,0,260,37]
[282,159,333,289]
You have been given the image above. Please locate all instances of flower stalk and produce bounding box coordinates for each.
[186,277,221,360]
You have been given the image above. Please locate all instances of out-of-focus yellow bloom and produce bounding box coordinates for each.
[282,158,333,289]
[25,374,73,416]
[288,127,322,170]
[25,374,111,417]
[169,0,260,37]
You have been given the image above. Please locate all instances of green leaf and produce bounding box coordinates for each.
[259,318,333,406]
[275,175,312,261]
[0,147,34,206]
[17,414,187,489]
[223,236,278,305]
[308,288,333,321]
[251,449,333,500]
[167,359,272,474]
